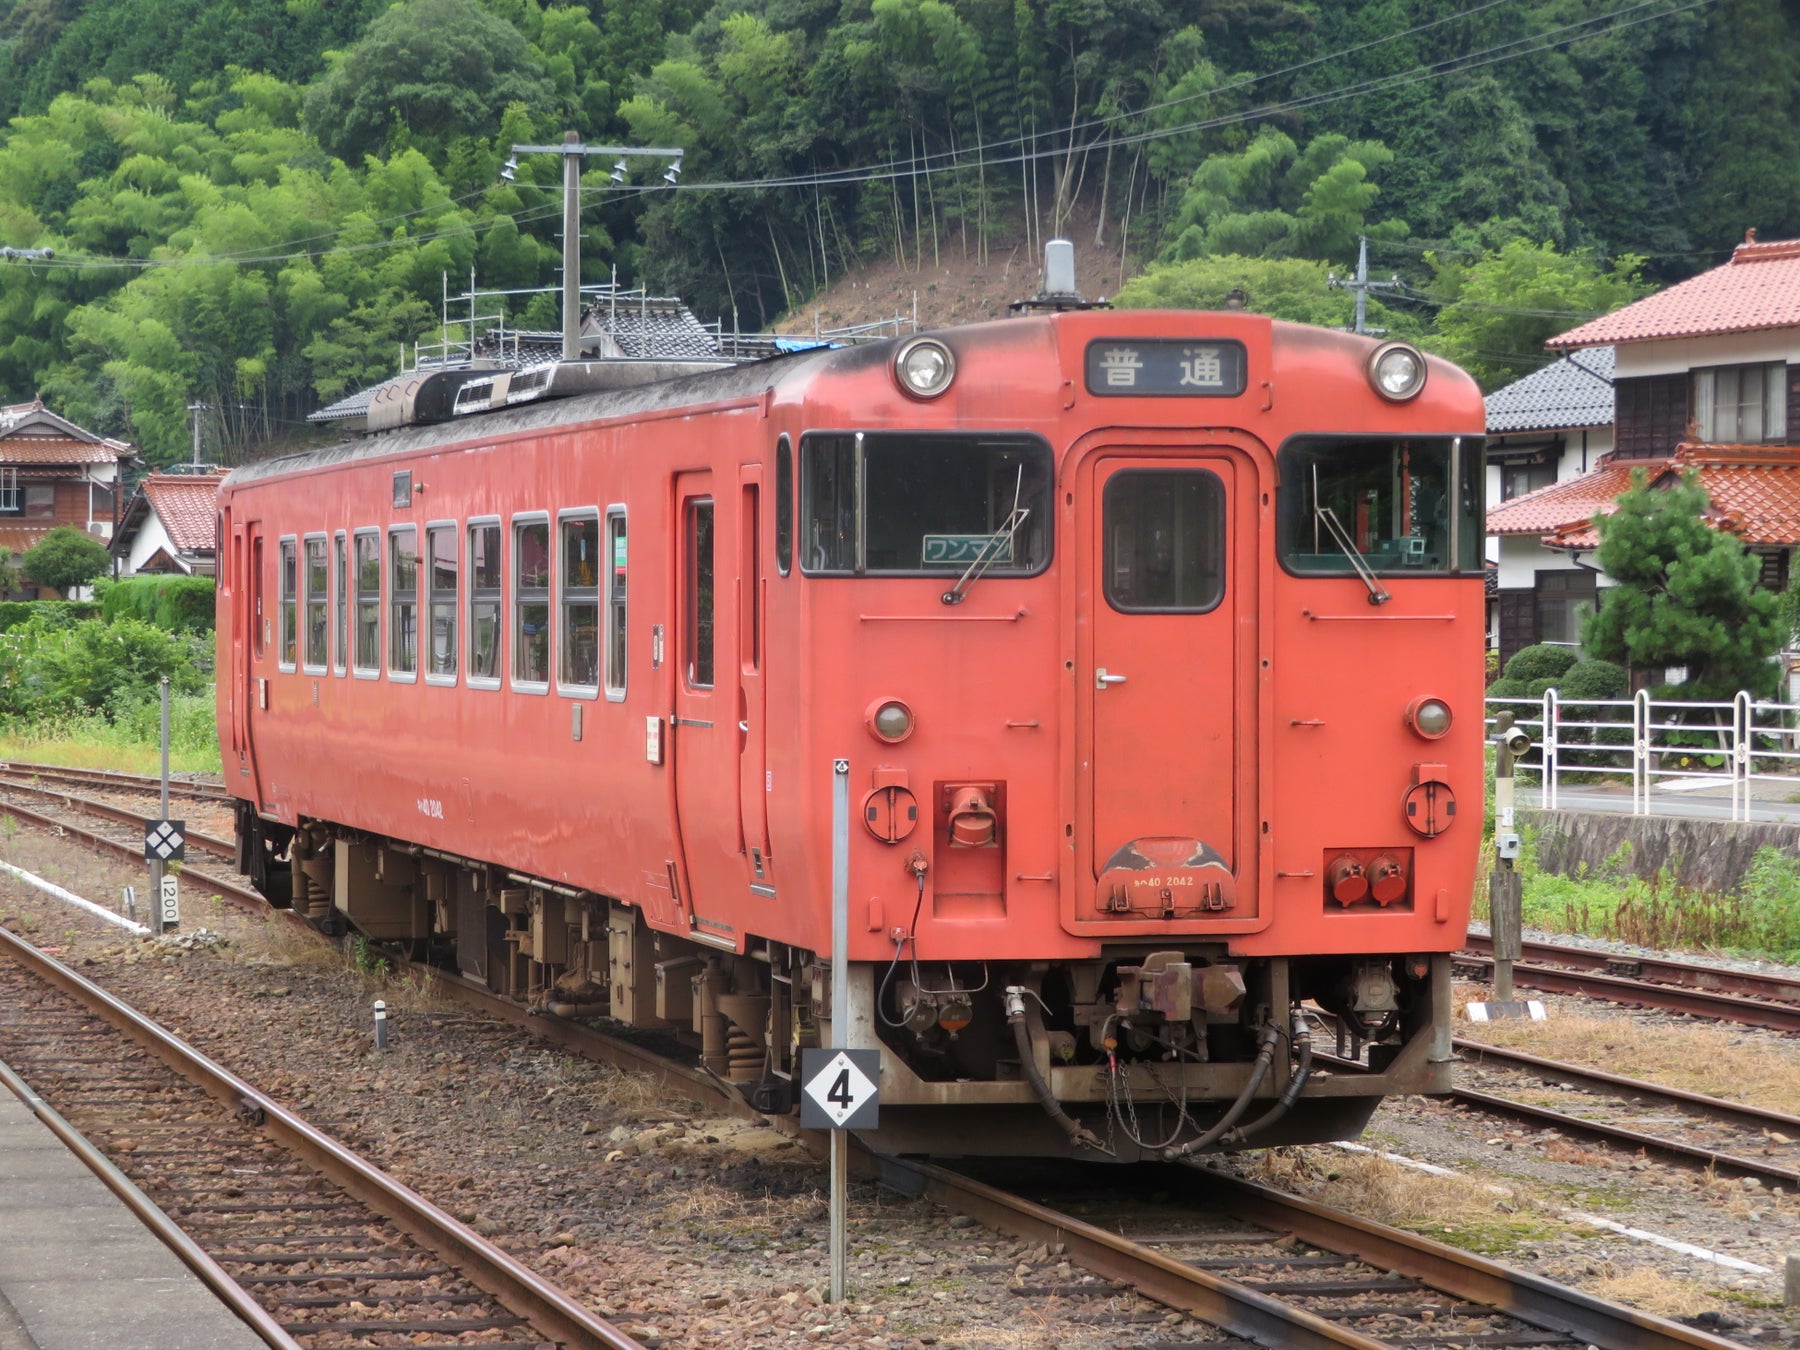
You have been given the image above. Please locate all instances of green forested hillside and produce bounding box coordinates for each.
[0,0,1793,463]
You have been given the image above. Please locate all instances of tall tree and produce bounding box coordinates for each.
[1583,470,1784,700]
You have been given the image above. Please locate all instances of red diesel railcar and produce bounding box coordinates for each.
[218,301,1487,1159]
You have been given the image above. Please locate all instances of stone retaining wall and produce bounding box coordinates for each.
[1520,807,1800,893]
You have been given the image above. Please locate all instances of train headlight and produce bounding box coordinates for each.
[1406,696,1452,739]
[866,697,914,743]
[1367,341,1427,402]
[895,337,955,399]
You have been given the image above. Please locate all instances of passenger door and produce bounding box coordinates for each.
[670,472,740,940]
[736,469,771,880]
[1072,449,1260,930]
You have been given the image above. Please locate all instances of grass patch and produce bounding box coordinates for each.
[1474,830,1800,963]
[1588,1265,1732,1320]
[0,705,220,776]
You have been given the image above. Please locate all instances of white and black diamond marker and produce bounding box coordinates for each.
[144,819,186,862]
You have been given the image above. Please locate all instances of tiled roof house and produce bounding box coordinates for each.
[0,400,135,593]
[111,470,226,576]
[1485,232,1800,666]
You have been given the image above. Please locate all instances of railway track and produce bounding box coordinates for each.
[1460,937,1800,1033]
[0,925,646,1350]
[874,1156,1751,1350]
[0,759,230,804]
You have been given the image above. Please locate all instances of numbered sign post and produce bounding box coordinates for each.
[158,871,179,931]
[805,757,881,1304]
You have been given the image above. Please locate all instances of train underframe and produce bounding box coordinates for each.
[241,806,1455,1161]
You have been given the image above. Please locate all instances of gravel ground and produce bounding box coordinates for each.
[1,821,1797,1346]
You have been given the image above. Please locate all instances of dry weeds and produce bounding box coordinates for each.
[1460,1012,1800,1115]
[1587,1264,1726,1319]
[1251,1147,1547,1235]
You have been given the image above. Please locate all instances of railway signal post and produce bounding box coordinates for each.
[1468,713,1544,1021]
[143,678,181,934]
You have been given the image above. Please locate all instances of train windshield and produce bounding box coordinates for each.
[1277,435,1484,577]
[799,432,1053,576]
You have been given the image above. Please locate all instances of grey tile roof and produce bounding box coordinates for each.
[1484,346,1615,433]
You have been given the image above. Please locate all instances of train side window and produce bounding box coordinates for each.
[389,525,419,680]
[604,508,627,700]
[686,499,714,689]
[1103,470,1225,613]
[426,523,457,684]
[467,519,501,687]
[775,436,792,575]
[558,510,600,696]
[302,535,328,673]
[512,514,551,691]
[353,529,381,677]
[332,532,347,676]
[277,537,297,670]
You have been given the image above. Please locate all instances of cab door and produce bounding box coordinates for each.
[236,521,266,802]
[670,472,741,939]
[1072,450,1260,931]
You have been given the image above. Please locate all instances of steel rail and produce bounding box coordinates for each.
[0,796,267,912]
[0,775,235,858]
[1465,934,1800,1009]
[1455,951,1800,1033]
[0,1053,305,1350]
[0,926,648,1350]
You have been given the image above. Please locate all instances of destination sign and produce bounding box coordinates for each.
[1085,339,1248,397]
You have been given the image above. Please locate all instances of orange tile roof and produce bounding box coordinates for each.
[141,474,225,552]
[1486,444,1800,549]
[1550,233,1800,349]
[0,439,121,466]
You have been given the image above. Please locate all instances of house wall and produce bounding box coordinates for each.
[1612,331,1800,378]
[122,517,181,576]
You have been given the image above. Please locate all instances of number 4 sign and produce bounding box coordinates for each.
[800,1048,880,1131]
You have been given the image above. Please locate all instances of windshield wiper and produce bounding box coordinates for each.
[1314,504,1390,606]
[942,467,1028,605]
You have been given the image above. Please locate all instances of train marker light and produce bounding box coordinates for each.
[866,698,914,743]
[1367,341,1427,401]
[895,337,955,399]
[1405,696,1452,739]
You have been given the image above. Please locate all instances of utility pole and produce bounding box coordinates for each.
[503,135,683,361]
[1328,235,1401,335]
[186,402,207,468]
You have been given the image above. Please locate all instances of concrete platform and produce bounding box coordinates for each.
[0,1087,267,1350]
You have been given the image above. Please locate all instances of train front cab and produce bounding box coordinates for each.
[820,321,1486,1161]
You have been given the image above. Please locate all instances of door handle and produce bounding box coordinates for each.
[738,720,750,733]
[1095,668,1128,689]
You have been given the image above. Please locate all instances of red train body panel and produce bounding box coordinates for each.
[218,308,1487,1159]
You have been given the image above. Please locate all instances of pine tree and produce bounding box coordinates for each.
[1583,470,1784,699]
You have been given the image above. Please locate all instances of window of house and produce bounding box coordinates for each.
[0,469,17,514]
[468,520,501,686]
[278,539,297,669]
[1501,462,1555,501]
[558,511,600,694]
[605,509,627,699]
[513,516,550,688]
[89,483,114,521]
[1693,363,1787,444]
[333,532,347,675]
[303,536,328,671]
[354,530,381,675]
[23,485,54,519]
[427,524,457,682]
[1534,569,1596,648]
[389,526,418,678]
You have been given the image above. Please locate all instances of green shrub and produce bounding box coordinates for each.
[0,601,101,632]
[1502,643,1580,686]
[1558,659,1628,701]
[0,616,208,720]
[101,575,216,633]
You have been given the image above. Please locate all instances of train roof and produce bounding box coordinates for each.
[223,344,842,489]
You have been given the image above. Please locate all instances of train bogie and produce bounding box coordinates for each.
[219,302,1487,1159]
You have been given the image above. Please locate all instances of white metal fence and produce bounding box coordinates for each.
[1484,689,1800,821]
